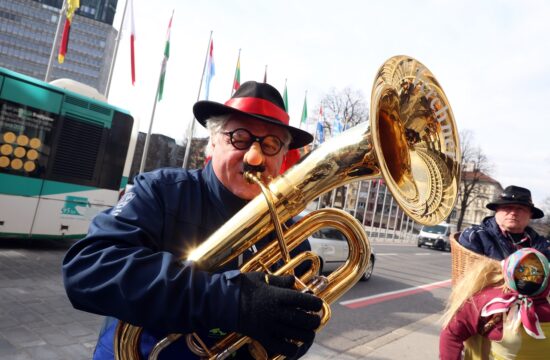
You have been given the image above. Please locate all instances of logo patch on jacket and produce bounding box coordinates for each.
[111,192,136,216]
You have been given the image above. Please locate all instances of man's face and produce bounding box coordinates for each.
[210,116,288,200]
[495,204,532,233]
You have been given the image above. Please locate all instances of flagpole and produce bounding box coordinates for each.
[139,75,162,173]
[231,48,241,96]
[45,0,66,82]
[105,0,129,97]
[139,10,173,174]
[182,31,213,169]
[263,65,267,83]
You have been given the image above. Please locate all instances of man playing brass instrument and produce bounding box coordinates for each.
[63,81,322,359]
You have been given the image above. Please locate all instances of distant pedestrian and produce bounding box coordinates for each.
[459,185,549,260]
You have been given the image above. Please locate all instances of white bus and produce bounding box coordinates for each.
[0,67,137,239]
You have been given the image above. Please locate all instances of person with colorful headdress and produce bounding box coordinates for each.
[440,248,550,359]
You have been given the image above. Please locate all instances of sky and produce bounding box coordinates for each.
[107,0,550,205]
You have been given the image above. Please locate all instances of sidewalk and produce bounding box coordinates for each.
[304,313,442,359]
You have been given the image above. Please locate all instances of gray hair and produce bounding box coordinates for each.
[204,115,292,157]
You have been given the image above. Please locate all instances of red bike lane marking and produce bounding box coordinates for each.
[339,279,452,309]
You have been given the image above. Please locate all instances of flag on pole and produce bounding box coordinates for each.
[333,114,343,135]
[300,94,307,126]
[204,39,215,100]
[316,121,325,144]
[157,11,173,101]
[129,0,136,85]
[57,0,80,63]
[232,50,241,95]
[263,65,267,83]
[316,106,325,143]
[283,80,288,111]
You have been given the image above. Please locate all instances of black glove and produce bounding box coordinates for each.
[237,272,323,358]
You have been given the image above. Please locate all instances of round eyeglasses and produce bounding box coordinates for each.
[222,128,285,156]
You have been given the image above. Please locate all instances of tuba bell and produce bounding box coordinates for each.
[114,55,461,360]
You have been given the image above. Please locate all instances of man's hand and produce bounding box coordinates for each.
[237,272,323,358]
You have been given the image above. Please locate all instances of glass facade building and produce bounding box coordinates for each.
[0,0,118,93]
[33,0,119,26]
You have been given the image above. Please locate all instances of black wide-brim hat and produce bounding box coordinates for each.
[193,81,313,149]
[486,185,544,219]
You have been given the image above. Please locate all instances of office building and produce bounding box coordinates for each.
[0,0,119,93]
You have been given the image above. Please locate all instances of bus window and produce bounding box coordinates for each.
[0,98,56,179]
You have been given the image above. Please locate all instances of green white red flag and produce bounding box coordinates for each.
[157,11,173,101]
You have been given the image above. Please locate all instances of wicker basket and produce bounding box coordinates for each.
[450,232,493,285]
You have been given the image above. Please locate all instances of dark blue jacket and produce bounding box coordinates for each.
[458,216,550,260]
[62,163,309,359]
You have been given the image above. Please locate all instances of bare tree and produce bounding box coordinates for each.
[319,87,369,135]
[455,130,493,231]
[316,87,368,209]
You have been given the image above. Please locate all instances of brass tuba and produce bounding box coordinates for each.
[114,55,461,360]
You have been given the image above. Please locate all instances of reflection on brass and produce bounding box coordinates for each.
[27,149,39,160]
[11,158,23,170]
[29,138,42,149]
[3,132,16,143]
[24,161,36,172]
[114,55,461,360]
[13,147,26,158]
[1,144,13,155]
[0,156,9,168]
[16,134,29,146]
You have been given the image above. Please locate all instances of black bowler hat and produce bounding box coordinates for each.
[486,185,544,219]
[193,81,313,149]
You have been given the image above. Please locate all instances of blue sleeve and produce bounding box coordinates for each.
[458,227,485,255]
[62,173,240,334]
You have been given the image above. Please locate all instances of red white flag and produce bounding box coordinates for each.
[129,0,136,85]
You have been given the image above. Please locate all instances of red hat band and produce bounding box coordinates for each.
[224,97,289,125]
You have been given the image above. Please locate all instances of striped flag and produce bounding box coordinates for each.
[204,39,215,100]
[300,94,307,126]
[57,0,80,63]
[232,50,241,95]
[283,80,288,111]
[157,11,173,101]
[316,106,324,143]
[129,0,136,85]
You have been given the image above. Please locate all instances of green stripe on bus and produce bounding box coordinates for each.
[0,231,85,240]
[0,173,43,196]
[120,176,128,189]
[0,173,98,196]
[41,180,97,196]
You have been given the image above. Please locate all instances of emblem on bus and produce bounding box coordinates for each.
[61,195,91,216]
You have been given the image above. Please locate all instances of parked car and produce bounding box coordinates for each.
[308,226,376,281]
[417,222,457,251]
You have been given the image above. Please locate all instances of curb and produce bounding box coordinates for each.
[306,312,442,359]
